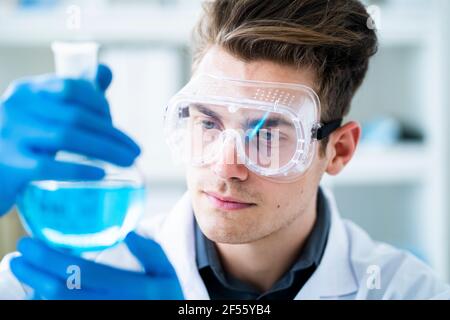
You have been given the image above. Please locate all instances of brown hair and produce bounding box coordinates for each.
[192,0,378,149]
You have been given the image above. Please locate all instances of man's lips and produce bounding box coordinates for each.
[203,191,256,211]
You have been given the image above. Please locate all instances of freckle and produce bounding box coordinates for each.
[277,204,280,209]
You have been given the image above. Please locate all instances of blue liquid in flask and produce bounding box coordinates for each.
[17,180,146,253]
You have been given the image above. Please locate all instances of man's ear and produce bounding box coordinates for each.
[325,121,361,176]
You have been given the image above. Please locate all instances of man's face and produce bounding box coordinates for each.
[186,46,328,244]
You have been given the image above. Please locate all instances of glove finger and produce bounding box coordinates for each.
[125,231,178,277]
[10,256,70,300]
[23,76,111,119]
[26,124,140,167]
[10,256,105,300]
[19,98,140,156]
[96,64,113,92]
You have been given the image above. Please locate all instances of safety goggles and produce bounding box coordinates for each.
[164,74,341,182]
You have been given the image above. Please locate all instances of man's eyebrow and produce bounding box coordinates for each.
[247,117,292,128]
[189,103,222,119]
[187,104,292,128]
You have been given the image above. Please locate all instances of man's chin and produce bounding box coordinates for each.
[203,230,253,245]
[197,216,261,244]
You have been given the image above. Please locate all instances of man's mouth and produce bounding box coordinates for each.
[203,191,256,211]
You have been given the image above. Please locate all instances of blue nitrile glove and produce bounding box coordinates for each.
[10,232,184,300]
[0,65,141,216]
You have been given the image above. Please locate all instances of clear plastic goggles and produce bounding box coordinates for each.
[164,74,341,182]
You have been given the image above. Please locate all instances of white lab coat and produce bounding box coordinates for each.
[1,188,449,300]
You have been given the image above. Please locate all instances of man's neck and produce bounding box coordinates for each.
[214,191,318,293]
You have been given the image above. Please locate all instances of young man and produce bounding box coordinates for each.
[0,0,449,299]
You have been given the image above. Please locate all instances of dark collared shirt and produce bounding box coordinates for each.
[195,187,331,300]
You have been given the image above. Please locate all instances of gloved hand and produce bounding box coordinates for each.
[0,65,141,215]
[10,232,184,300]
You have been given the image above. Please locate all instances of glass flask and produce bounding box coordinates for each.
[16,41,147,253]
[17,161,146,253]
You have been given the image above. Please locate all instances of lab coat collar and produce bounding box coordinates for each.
[294,188,358,299]
[155,187,358,300]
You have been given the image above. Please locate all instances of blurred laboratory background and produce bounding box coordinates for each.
[0,0,449,282]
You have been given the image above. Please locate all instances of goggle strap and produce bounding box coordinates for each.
[179,106,190,118]
[315,119,343,140]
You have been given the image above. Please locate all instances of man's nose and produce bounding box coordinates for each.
[211,137,249,181]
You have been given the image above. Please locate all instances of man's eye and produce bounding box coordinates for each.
[258,130,274,141]
[255,131,270,142]
[257,129,287,144]
[201,120,218,130]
